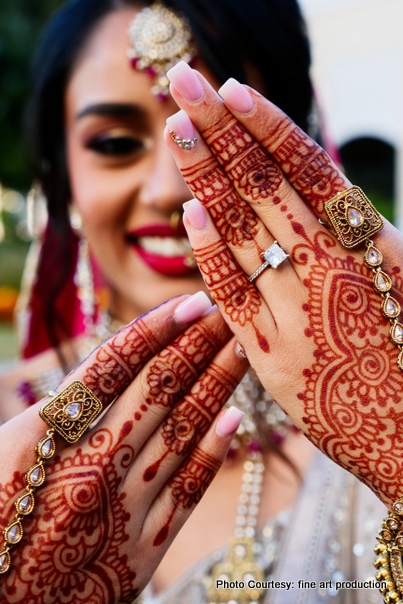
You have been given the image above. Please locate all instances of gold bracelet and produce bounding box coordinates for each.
[0,381,103,574]
[374,497,403,603]
[324,186,403,371]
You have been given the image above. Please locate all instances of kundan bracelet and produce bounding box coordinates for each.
[324,186,403,371]
[0,381,104,574]
[374,497,403,602]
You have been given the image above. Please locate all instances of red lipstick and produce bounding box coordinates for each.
[126,223,197,277]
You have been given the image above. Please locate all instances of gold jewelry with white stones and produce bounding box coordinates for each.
[0,381,104,575]
[324,186,403,371]
[128,2,194,102]
[374,496,403,602]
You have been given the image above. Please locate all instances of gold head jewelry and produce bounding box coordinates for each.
[128,2,195,102]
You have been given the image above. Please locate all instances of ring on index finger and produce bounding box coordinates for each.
[248,241,289,283]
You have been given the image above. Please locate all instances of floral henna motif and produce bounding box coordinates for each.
[295,230,403,502]
[153,447,220,546]
[1,429,137,603]
[193,240,270,351]
[82,319,161,406]
[268,120,346,213]
[181,158,259,247]
[144,363,238,481]
[202,114,284,204]
[145,321,226,410]
[226,146,283,204]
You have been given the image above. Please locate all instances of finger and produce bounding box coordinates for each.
[17,293,212,459]
[166,65,331,278]
[217,78,351,217]
[128,336,247,509]
[139,405,244,556]
[165,111,276,279]
[165,113,302,306]
[95,306,232,454]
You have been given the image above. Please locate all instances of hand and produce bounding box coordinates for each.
[165,62,403,507]
[0,294,247,602]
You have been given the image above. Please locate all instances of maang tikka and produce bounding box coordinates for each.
[127,1,195,102]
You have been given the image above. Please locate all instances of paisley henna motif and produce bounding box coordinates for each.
[0,429,137,603]
[295,231,403,502]
[145,321,225,410]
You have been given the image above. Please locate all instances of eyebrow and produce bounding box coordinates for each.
[76,102,143,121]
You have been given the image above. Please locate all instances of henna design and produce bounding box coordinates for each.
[82,319,161,406]
[0,429,138,602]
[268,120,346,214]
[199,115,284,204]
[153,447,220,546]
[294,229,403,502]
[181,158,259,247]
[226,146,282,203]
[203,115,255,167]
[193,240,270,351]
[144,362,238,481]
[145,321,224,409]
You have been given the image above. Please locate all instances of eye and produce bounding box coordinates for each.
[86,133,144,156]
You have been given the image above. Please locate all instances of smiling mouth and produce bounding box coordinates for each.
[126,224,197,276]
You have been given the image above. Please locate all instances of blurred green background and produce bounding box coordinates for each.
[0,0,62,361]
[0,0,396,362]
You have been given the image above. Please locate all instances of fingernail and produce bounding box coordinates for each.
[216,406,245,437]
[183,198,208,232]
[167,61,204,102]
[174,291,212,324]
[218,78,254,114]
[166,110,197,150]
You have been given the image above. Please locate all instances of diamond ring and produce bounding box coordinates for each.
[248,241,289,283]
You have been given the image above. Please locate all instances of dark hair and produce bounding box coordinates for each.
[24,0,312,355]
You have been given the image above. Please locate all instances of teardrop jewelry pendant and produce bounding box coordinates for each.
[398,349,403,371]
[4,521,23,545]
[26,463,45,487]
[37,434,55,459]
[382,295,401,319]
[364,243,383,267]
[373,270,392,293]
[15,491,35,516]
[391,322,403,345]
[0,550,10,574]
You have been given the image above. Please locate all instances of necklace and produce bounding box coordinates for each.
[205,374,292,604]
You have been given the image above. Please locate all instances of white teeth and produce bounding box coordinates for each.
[137,236,192,257]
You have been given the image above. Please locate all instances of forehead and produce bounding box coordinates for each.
[66,8,147,111]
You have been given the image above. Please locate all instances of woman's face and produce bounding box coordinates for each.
[65,7,215,322]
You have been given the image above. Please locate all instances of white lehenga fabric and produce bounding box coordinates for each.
[137,452,386,604]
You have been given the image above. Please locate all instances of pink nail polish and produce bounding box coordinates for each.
[167,61,204,101]
[216,406,245,437]
[183,198,208,232]
[174,291,212,324]
[166,110,197,150]
[218,78,254,114]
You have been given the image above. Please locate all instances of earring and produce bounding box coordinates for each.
[70,207,98,353]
